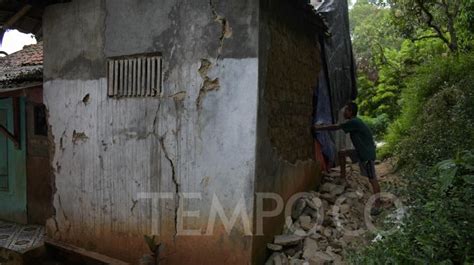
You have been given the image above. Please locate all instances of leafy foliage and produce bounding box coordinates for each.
[349,2,474,262]
[382,53,474,161]
[387,0,473,52]
[359,114,390,141]
[350,0,448,137]
[350,151,474,264]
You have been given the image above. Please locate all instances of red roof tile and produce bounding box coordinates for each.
[0,42,43,67]
[0,42,43,89]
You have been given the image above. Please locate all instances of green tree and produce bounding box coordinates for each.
[388,0,474,52]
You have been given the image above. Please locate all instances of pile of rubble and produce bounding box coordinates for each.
[265,167,376,265]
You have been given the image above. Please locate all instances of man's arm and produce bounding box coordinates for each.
[312,124,341,131]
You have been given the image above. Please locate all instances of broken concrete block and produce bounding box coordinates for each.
[325,248,342,263]
[323,227,332,238]
[294,229,307,237]
[331,185,345,196]
[265,253,279,265]
[308,251,334,265]
[312,197,322,208]
[274,235,303,246]
[302,237,319,260]
[289,258,308,265]
[320,183,336,193]
[340,204,350,214]
[303,208,319,220]
[273,253,288,265]
[267,253,289,265]
[280,253,290,265]
[299,215,312,231]
[305,198,318,210]
[267,243,283,251]
[292,199,307,220]
[344,191,359,200]
[321,193,336,203]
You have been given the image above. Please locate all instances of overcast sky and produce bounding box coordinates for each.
[0,30,37,56]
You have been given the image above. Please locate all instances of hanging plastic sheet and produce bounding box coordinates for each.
[313,69,337,165]
[315,0,357,119]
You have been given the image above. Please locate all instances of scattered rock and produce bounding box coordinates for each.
[331,185,345,196]
[302,238,319,259]
[323,227,332,238]
[268,243,283,251]
[308,251,334,264]
[320,183,336,193]
[321,193,336,203]
[312,197,322,209]
[275,253,290,265]
[344,191,359,200]
[265,165,380,265]
[274,235,303,246]
[289,258,308,265]
[292,199,307,220]
[340,204,350,214]
[294,229,307,237]
[299,215,312,231]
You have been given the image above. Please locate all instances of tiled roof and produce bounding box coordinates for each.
[0,42,43,89]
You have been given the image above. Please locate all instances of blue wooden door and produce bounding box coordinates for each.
[0,97,26,223]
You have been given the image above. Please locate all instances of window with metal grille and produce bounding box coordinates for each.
[107,53,162,97]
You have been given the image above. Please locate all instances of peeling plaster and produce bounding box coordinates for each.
[72,130,89,145]
[196,59,220,110]
[82,93,90,105]
[209,0,233,57]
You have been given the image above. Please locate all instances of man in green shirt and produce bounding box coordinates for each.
[313,102,381,214]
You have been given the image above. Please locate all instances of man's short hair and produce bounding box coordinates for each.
[346,102,358,116]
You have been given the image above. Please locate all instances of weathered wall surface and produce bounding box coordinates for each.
[26,87,53,225]
[253,0,322,263]
[43,0,258,263]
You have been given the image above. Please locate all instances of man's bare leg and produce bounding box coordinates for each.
[369,179,381,208]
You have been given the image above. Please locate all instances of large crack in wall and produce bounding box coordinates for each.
[159,133,180,239]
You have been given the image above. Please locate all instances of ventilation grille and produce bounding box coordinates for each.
[107,54,162,97]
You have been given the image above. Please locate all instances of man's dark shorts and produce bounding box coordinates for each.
[346,150,377,180]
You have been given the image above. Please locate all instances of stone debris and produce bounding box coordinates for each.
[268,243,284,251]
[274,235,304,246]
[265,166,375,265]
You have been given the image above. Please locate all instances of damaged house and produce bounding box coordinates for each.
[0,0,356,264]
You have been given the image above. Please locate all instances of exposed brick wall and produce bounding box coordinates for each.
[264,17,321,163]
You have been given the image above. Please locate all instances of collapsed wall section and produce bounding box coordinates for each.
[254,0,323,263]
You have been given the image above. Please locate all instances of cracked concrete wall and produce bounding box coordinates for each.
[43,0,258,263]
[253,0,323,263]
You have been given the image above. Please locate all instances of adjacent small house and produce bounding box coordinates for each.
[0,42,53,225]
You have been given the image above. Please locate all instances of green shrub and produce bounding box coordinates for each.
[350,151,474,264]
[360,114,390,141]
[382,53,474,160]
[396,86,474,167]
